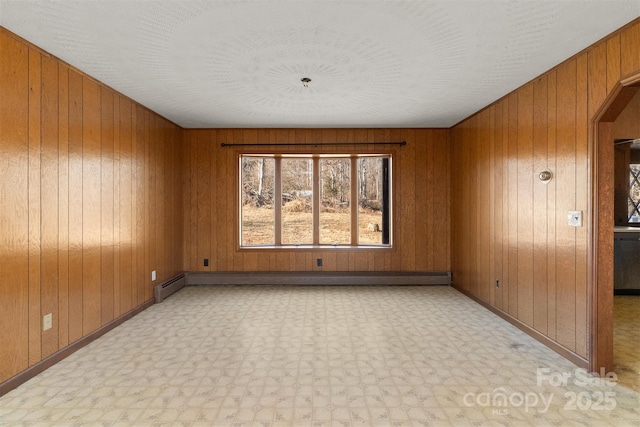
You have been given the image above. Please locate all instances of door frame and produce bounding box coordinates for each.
[590,72,640,374]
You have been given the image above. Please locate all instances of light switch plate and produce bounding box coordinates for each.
[568,210,582,227]
[151,270,157,281]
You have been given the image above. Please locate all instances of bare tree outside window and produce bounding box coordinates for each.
[358,157,386,245]
[320,158,350,244]
[241,157,275,245]
[282,158,313,244]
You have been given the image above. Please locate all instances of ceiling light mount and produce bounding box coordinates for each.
[301,77,311,88]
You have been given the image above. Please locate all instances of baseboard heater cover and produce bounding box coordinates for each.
[154,273,186,303]
[186,271,451,286]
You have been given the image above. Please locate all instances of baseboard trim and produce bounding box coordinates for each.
[451,283,588,369]
[0,299,154,397]
[186,271,451,286]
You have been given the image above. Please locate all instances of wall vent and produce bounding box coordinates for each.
[154,273,186,303]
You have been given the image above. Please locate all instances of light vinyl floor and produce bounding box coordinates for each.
[0,285,638,426]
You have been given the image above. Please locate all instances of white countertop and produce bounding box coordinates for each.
[614,226,640,233]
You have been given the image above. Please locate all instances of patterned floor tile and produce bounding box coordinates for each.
[0,286,638,426]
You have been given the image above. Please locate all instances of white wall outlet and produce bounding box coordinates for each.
[43,313,52,331]
[152,270,157,281]
[568,210,582,227]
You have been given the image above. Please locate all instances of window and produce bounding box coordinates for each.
[241,157,275,245]
[240,154,392,247]
[629,164,640,223]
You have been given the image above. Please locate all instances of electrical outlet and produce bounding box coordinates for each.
[204,258,209,267]
[43,313,52,331]
[317,258,323,267]
[151,270,157,281]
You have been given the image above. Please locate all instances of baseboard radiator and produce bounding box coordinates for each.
[154,273,186,303]
[186,271,451,286]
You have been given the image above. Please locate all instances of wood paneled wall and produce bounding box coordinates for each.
[450,19,640,361]
[182,129,450,273]
[614,89,640,139]
[0,28,184,384]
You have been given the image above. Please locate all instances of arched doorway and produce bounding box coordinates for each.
[591,73,640,375]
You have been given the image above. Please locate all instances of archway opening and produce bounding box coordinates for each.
[591,77,640,380]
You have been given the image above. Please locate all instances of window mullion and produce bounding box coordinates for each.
[275,157,282,246]
[313,157,320,245]
[350,156,358,245]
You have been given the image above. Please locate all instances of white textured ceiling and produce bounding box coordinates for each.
[1,1,639,128]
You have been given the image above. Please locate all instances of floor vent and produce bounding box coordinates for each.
[154,273,186,303]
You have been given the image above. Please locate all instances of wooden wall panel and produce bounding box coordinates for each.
[231,132,244,271]
[118,96,134,316]
[416,129,430,271]
[155,119,165,281]
[67,69,84,344]
[414,130,428,271]
[477,110,492,302]
[146,114,156,302]
[487,107,496,306]
[606,35,621,95]
[432,129,450,271]
[0,31,30,382]
[516,84,534,328]
[28,47,43,366]
[450,126,463,285]
[532,76,548,335]
[620,21,640,79]
[0,27,184,385]
[196,130,211,272]
[507,93,519,317]
[182,131,191,270]
[183,128,451,272]
[100,87,115,325]
[82,78,102,336]
[554,59,577,352]
[57,63,70,349]
[500,100,510,312]
[399,129,417,271]
[134,106,145,305]
[546,70,558,341]
[41,55,60,358]
[216,130,230,270]
[452,121,471,291]
[493,101,504,310]
[575,55,588,358]
[148,116,157,299]
[588,43,608,118]
[451,18,640,365]
[112,95,121,317]
[613,90,640,138]
[463,121,473,292]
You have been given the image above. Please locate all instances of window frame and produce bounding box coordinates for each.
[629,163,640,224]
[238,152,393,249]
